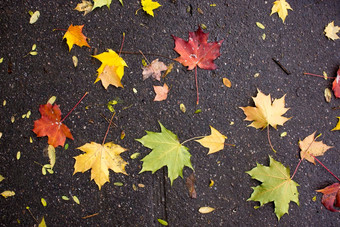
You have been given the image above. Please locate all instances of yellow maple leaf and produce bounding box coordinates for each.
[240,89,290,129]
[270,0,293,23]
[73,142,128,189]
[331,117,340,131]
[92,49,127,89]
[74,0,93,16]
[1,190,15,198]
[324,21,340,41]
[141,0,161,17]
[63,24,90,51]
[299,132,333,164]
[195,126,227,154]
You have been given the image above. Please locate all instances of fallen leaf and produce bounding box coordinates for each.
[332,68,340,98]
[186,173,197,198]
[72,195,80,204]
[332,117,340,131]
[63,25,90,51]
[142,59,167,81]
[16,151,21,160]
[324,21,340,41]
[136,121,193,185]
[1,191,15,198]
[157,219,168,226]
[41,198,47,207]
[270,0,293,23]
[93,49,127,89]
[72,56,78,67]
[162,62,174,78]
[130,152,140,159]
[29,11,40,24]
[180,103,186,113]
[299,132,333,164]
[48,145,56,169]
[61,196,69,200]
[316,183,340,212]
[256,22,265,29]
[38,217,46,227]
[195,126,227,154]
[246,156,299,220]
[33,103,74,148]
[47,96,56,105]
[240,89,290,129]
[0,175,4,182]
[323,71,328,80]
[280,132,287,137]
[141,0,162,17]
[74,0,93,15]
[74,142,128,189]
[198,207,215,214]
[153,84,169,101]
[222,78,231,88]
[172,26,223,71]
[92,0,112,10]
[324,88,332,103]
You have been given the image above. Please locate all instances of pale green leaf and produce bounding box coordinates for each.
[62,196,70,200]
[0,57,3,63]
[136,121,193,185]
[114,182,123,186]
[246,156,299,220]
[256,22,265,29]
[41,198,47,206]
[130,152,140,159]
[30,51,38,56]
[47,96,56,105]
[73,195,80,204]
[48,145,56,169]
[157,218,168,226]
[29,11,40,24]
[92,0,112,10]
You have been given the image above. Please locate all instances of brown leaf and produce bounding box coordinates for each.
[186,173,197,198]
[299,132,333,164]
[316,183,340,212]
[142,59,167,81]
[153,84,169,101]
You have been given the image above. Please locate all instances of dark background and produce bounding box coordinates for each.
[1,0,340,226]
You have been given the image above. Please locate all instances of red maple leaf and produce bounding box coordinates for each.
[316,183,340,212]
[172,26,223,104]
[332,67,340,98]
[33,103,73,148]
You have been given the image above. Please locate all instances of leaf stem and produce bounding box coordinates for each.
[26,207,39,224]
[303,72,335,79]
[102,112,115,145]
[312,155,340,182]
[195,66,199,105]
[61,92,88,123]
[291,159,302,180]
[119,51,174,61]
[118,33,125,56]
[267,126,277,153]
[181,136,205,145]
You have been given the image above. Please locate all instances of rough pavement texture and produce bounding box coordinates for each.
[1,0,340,226]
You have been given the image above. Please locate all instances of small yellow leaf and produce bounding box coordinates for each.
[16,151,21,160]
[72,56,78,67]
[254,73,260,78]
[312,196,317,202]
[130,152,140,159]
[324,88,332,103]
[270,0,293,23]
[38,217,46,227]
[30,51,38,56]
[0,58,3,63]
[195,126,227,154]
[262,33,266,40]
[11,116,15,123]
[42,167,47,175]
[72,195,80,204]
[324,21,340,41]
[210,4,216,7]
[114,182,123,186]
[120,130,125,140]
[41,198,47,206]
[1,190,15,198]
[222,78,231,88]
[256,22,265,29]
[30,137,33,143]
[2,100,6,106]
[29,11,40,24]
[157,219,168,226]
[47,96,56,105]
[133,88,138,94]
[0,175,5,182]
[180,103,186,113]
[209,180,214,187]
[332,117,340,131]
[62,196,70,200]
[198,207,215,214]
[48,145,56,169]
[323,71,328,80]
[141,0,162,17]
[138,183,145,188]
[74,0,93,16]
[32,44,37,51]
[280,132,287,137]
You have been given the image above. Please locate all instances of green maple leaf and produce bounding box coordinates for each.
[246,156,299,220]
[136,121,193,185]
[92,0,112,10]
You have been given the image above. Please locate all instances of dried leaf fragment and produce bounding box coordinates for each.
[1,191,15,198]
[299,132,333,164]
[324,88,332,103]
[256,22,265,29]
[186,173,197,198]
[153,84,169,101]
[142,59,167,81]
[222,78,231,88]
[316,183,340,212]
[324,21,340,41]
[198,207,215,214]
[0,175,4,182]
[29,11,40,24]
[74,0,93,16]
[157,219,168,226]
[72,56,78,67]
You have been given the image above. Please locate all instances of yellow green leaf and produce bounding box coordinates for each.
[61,196,69,200]
[332,117,340,131]
[130,152,140,159]
[256,22,265,29]
[74,0,93,16]
[157,219,168,226]
[141,0,161,17]
[47,96,56,105]
[38,217,46,227]
[270,0,293,23]
[29,11,40,24]
[198,207,215,214]
[1,190,15,198]
[72,195,80,204]
[0,58,3,63]
[41,198,47,206]
[16,151,21,160]
[48,145,56,169]
[195,126,228,154]
[180,103,186,113]
[92,0,112,10]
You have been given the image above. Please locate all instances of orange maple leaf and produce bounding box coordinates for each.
[63,24,90,51]
[33,103,73,147]
[153,83,169,101]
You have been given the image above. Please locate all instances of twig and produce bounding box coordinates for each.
[267,126,277,153]
[102,112,115,145]
[61,92,88,123]
[272,58,290,75]
[82,213,99,219]
[312,155,340,182]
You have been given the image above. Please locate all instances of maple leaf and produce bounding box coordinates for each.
[270,0,293,23]
[332,67,340,98]
[195,126,227,154]
[299,132,333,164]
[33,103,73,148]
[153,83,169,101]
[63,25,90,51]
[142,59,167,81]
[246,156,299,220]
[324,21,340,41]
[172,26,223,71]
[136,121,193,185]
[316,183,340,212]
[73,142,128,189]
[240,89,290,129]
[141,0,161,17]
[92,0,112,10]
[92,49,127,89]
[74,0,93,15]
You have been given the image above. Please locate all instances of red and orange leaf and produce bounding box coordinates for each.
[332,67,340,98]
[33,103,73,148]
[172,26,223,71]
[63,24,90,51]
[316,183,340,212]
